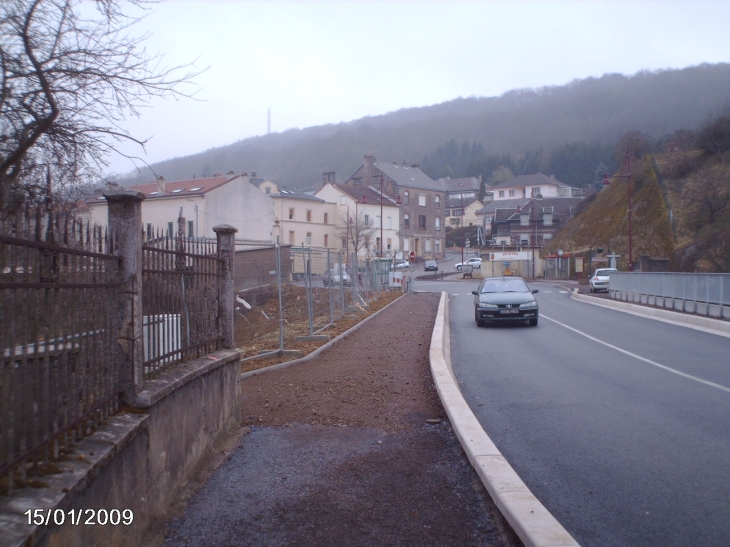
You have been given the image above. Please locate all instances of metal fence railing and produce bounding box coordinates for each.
[142,233,224,376]
[609,272,730,307]
[1,210,123,494]
[234,247,397,359]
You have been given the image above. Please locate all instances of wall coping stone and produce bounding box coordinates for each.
[0,413,148,547]
[131,349,242,408]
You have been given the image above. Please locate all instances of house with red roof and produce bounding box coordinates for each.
[88,172,275,241]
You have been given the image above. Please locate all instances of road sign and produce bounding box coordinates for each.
[409,251,416,261]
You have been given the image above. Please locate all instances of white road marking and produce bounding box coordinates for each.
[558,290,569,294]
[541,314,730,394]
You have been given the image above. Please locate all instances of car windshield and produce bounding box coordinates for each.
[480,278,529,293]
[596,269,617,277]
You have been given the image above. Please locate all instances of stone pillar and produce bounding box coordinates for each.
[105,190,146,398]
[214,224,237,349]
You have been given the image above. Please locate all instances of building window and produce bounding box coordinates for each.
[498,190,505,198]
[444,210,450,217]
[167,222,174,237]
[353,177,362,185]
[306,210,312,222]
[435,196,440,208]
[425,239,431,252]
[509,189,515,197]
[418,194,426,207]
[387,216,392,229]
[387,238,392,250]
[324,234,329,247]
[306,232,312,246]
[266,187,271,194]
[324,212,328,224]
[435,240,441,254]
[403,191,409,205]
[188,221,194,237]
[404,238,410,251]
[403,214,410,229]
[289,230,295,244]
[435,217,441,231]
[364,214,370,226]
[289,208,294,220]
[419,215,426,229]
[341,238,347,249]
[340,196,346,205]
[532,187,541,197]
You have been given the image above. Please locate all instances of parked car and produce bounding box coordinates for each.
[590,268,618,292]
[471,276,539,327]
[455,257,482,270]
[424,259,438,271]
[393,261,410,269]
[322,268,351,286]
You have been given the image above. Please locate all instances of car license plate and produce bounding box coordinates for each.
[500,309,519,314]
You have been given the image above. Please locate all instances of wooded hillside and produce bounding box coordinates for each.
[545,112,730,272]
[117,64,730,190]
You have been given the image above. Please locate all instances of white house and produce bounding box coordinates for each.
[315,179,401,260]
[88,173,276,241]
[488,173,582,201]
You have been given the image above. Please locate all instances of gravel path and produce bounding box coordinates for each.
[160,293,520,547]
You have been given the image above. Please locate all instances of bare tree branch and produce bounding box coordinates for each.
[0,0,206,215]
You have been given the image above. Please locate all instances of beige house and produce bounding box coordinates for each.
[315,177,401,260]
[88,173,276,241]
[269,186,338,251]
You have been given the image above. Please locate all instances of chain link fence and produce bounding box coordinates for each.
[233,245,402,360]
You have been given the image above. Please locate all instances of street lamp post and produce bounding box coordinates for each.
[603,148,634,270]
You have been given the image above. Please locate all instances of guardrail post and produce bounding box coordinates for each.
[214,224,237,350]
[105,189,146,398]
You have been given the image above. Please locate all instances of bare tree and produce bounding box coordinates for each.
[338,209,376,259]
[0,0,204,215]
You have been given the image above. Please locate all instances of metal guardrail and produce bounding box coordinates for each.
[609,272,730,306]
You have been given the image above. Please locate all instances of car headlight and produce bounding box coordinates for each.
[478,302,498,309]
[519,301,538,309]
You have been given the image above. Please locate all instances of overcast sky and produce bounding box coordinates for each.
[107,0,730,176]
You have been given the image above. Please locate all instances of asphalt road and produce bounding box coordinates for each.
[430,279,730,547]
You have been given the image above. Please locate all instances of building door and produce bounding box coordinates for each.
[414,238,420,257]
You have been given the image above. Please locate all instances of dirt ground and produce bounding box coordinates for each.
[159,292,522,547]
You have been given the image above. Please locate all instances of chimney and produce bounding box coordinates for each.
[411,163,420,169]
[322,171,336,186]
[364,155,375,185]
[252,171,257,178]
[402,161,407,168]
[157,176,166,194]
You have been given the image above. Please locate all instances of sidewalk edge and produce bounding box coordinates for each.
[429,291,580,547]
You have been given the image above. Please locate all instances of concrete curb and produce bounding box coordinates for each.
[570,290,730,339]
[429,292,580,547]
[240,292,408,380]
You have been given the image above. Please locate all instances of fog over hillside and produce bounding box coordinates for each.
[117,63,730,189]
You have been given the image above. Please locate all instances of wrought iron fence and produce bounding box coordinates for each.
[0,210,122,494]
[142,233,225,376]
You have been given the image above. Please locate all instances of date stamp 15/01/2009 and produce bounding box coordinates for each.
[25,508,134,527]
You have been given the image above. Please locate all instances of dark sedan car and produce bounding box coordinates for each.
[424,259,438,271]
[471,276,539,327]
